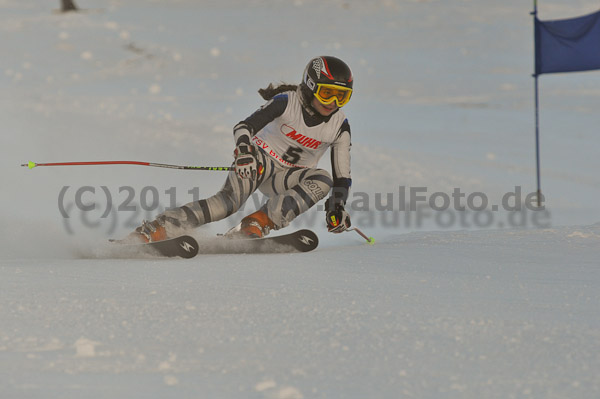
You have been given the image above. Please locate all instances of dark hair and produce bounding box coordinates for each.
[258,83,298,100]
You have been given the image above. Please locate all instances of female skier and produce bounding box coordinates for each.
[131,55,354,242]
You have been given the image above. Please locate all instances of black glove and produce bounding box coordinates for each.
[234,144,261,180]
[325,199,351,233]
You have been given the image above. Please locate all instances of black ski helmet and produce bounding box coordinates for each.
[299,56,353,108]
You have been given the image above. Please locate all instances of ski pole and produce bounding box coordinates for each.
[348,227,375,245]
[21,161,233,171]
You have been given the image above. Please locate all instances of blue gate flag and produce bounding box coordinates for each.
[535,9,600,75]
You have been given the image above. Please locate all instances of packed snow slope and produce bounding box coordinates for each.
[1,1,600,398]
[2,226,600,399]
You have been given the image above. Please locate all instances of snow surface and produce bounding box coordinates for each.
[1,0,600,398]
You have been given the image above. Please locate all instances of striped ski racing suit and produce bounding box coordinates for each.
[159,90,352,233]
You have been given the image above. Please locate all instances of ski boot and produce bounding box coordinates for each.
[238,210,275,238]
[130,219,169,243]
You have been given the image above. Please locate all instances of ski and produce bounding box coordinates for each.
[109,229,318,258]
[205,229,319,254]
[109,235,199,258]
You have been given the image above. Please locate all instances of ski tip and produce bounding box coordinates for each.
[176,235,199,258]
[296,229,318,252]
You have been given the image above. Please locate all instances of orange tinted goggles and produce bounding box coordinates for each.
[314,84,353,107]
